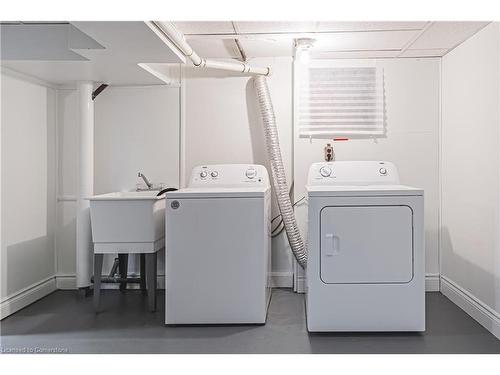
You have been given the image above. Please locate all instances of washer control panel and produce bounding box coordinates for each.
[189,164,270,188]
[319,166,332,177]
[307,161,400,186]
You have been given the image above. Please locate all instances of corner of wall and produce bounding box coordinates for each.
[439,21,500,341]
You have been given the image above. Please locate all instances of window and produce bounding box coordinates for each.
[296,61,385,138]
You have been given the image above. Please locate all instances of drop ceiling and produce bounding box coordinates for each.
[0,21,492,86]
[173,21,490,59]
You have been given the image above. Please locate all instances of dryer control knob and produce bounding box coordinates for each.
[379,167,387,175]
[246,169,257,179]
[211,171,219,178]
[320,166,332,177]
[200,171,208,178]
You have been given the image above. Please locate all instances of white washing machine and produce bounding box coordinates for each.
[165,164,271,324]
[306,161,425,332]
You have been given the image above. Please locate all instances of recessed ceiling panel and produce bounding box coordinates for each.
[174,21,235,35]
[410,21,490,50]
[313,30,418,52]
[238,38,294,58]
[312,50,400,59]
[316,21,428,32]
[399,49,448,57]
[186,38,240,58]
[236,21,317,34]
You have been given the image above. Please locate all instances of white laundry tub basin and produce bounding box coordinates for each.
[88,191,165,253]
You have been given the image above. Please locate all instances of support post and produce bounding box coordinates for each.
[76,81,94,288]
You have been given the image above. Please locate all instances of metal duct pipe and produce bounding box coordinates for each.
[148,21,270,76]
[147,21,305,267]
[254,76,307,268]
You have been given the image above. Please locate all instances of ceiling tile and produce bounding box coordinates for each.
[313,30,418,51]
[399,49,448,57]
[238,38,293,58]
[186,38,240,58]
[236,21,317,34]
[174,21,235,35]
[174,21,429,36]
[316,22,428,32]
[312,50,400,59]
[410,21,490,50]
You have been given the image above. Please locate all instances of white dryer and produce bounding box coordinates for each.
[306,161,425,332]
[165,164,271,324]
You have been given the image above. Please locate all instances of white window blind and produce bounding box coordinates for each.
[297,62,385,138]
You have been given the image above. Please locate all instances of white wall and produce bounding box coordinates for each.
[441,22,500,338]
[183,57,295,284]
[293,58,441,289]
[0,71,57,318]
[56,85,180,288]
[94,87,180,194]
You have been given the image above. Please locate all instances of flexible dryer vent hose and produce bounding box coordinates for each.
[253,76,307,268]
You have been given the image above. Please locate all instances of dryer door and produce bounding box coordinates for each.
[320,205,413,284]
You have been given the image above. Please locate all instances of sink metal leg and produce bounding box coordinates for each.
[146,252,157,312]
[93,253,104,312]
[140,253,147,293]
[118,254,128,292]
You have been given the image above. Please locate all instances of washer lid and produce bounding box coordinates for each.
[307,184,423,197]
[166,187,270,199]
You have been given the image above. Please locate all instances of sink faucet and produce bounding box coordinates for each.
[138,172,153,190]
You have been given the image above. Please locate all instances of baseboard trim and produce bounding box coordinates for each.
[440,275,500,340]
[294,275,307,294]
[270,272,293,288]
[0,276,57,320]
[55,274,78,290]
[425,273,440,291]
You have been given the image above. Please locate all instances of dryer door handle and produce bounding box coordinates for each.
[324,233,340,256]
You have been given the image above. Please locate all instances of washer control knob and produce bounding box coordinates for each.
[211,171,219,178]
[246,169,257,179]
[320,166,332,177]
[379,167,387,175]
[200,171,208,178]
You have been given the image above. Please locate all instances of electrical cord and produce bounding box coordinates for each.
[271,221,284,235]
[272,223,286,237]
[156,187,178,196]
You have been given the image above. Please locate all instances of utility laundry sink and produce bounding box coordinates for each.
[88,191,166,253]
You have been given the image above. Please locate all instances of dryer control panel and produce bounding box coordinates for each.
[189,164,270,188]
[307,161,400,186]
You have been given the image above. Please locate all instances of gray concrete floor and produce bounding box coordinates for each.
[1,289,499,354]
